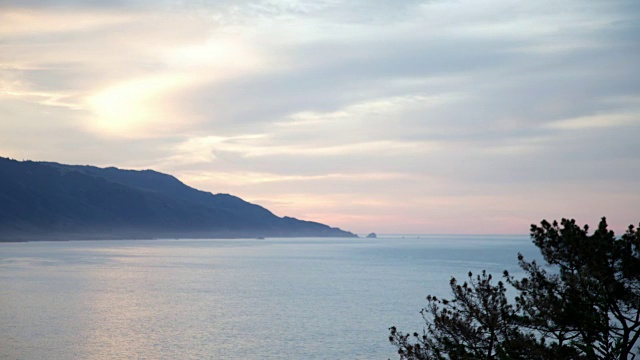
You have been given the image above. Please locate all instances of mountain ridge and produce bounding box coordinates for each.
[0,157,356,241]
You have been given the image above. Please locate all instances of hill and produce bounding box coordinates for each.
[0,157,356,241]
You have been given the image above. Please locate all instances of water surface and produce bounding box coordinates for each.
[0,235,538,359]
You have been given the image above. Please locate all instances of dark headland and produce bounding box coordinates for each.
[0,157,357,241]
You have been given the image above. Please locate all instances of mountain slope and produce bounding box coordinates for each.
[0,157,356,240]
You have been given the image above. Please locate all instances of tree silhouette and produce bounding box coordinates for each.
[389,218,640,359]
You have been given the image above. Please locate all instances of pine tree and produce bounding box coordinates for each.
[389,218,640,359]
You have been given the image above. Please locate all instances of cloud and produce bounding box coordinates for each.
[1,0,639,233]
[546,113,639,130]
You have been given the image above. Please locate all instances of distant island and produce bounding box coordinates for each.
[366,232,377,238]
[0,157,357,241]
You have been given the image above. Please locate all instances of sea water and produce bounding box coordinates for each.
[0,235,539,359]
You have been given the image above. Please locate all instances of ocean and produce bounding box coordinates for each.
[0,235,539,359]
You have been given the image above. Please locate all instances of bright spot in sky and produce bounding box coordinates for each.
[87,75,188,137]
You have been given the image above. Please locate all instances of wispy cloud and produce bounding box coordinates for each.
[546,113,639,130]
[1,0,639,233]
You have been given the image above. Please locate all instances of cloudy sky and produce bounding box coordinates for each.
[1,0,639,234]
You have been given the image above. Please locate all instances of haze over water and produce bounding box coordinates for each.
[1,235,538,359]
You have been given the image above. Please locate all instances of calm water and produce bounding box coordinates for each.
[1,235,538,359]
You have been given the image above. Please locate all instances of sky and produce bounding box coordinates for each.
[1,0,639,235]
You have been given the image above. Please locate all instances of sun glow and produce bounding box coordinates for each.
[87,75,188,137]
[85,35,267,139]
